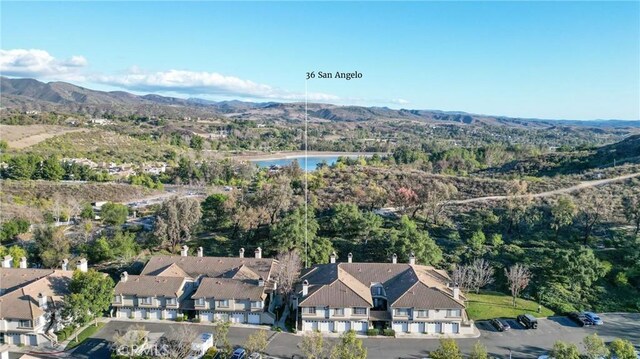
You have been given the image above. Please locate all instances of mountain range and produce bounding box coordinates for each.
[2,77,639,129]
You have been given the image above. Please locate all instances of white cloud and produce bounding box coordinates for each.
[95,69,339,102]
[390,98,410,105]
[0,49,88,77]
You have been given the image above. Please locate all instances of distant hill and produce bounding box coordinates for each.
[2,77,639,129]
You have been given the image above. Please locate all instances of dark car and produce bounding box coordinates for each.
[231,348,247,359]
[517,314,538,329]
[568,312,592,326]
[489,318,511,332]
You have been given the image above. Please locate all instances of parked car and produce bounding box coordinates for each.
[583,312,603,325]
[568,312,592,326]
[231,348,247,359]
[489,318,511,331]
[517,314,538,329]
[248,354,262,359]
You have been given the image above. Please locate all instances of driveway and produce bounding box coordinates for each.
[69,313,639,359]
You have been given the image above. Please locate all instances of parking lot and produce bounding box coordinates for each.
[68,313,639,359]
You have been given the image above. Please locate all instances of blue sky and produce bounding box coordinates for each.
[1,1,638,120]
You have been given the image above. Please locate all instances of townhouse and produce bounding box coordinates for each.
[112,246,278,325]
[0,256,85,346]
[295,252,474,336]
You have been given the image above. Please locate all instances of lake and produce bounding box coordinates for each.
[251,155,359,171]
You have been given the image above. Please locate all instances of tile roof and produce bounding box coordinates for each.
[298,262,463,310]
[114,275,186,297]
[0,269,73,320]
[191,278,266,301]
[141,256,277,281]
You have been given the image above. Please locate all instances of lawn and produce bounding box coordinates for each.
[466,291,555,321]
[65,322,105,350]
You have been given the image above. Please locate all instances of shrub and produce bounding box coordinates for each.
[382,328,395,337]
[175,316,184,322]
[366,329,379,336]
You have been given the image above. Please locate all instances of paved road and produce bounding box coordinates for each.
[68,313,639,359]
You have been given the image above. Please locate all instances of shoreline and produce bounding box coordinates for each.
[230,151,385,161]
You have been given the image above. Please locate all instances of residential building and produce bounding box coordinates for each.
[112,247,278,325]
[294,252,473,336]
[0,257,85,346]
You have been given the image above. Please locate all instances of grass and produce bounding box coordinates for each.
[466,291,555,321]
[64,322,105,350]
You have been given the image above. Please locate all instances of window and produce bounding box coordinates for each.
[113,295,121,303]
[197,298,205,306]
[217,300,229,308]
[333,308,344,316]
[395,308,410,316]
[18,320,32,328]
[302,307,316,314]
[142,297,152,305]
[353,307,367,315]
[166,297,176,305]
[447,309,461,317]
[251,301,262,308]
[416,310,428,318]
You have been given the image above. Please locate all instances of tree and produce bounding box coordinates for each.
[274,250,302,301]
[470,258,495,294]
[41,155,64,181]
[576,192,610,245]
[301,331,326,359]
[88,237,113,263]
[271,206,330,266]
[34,225,70,268]
[112,324,148,357]
[64,269,115,325]
[101,202,129,225]
[451,265,473,293]
[390,215,442,265]
[189,135,204,151]
[153,197,202,251]
[329,330,367,359]
[550,196,577,239]
[0,245,28,267]
[80,203,95,220]
[608,338,636,359]
[468,230,487,258]
[163,324,200,359]
[244,330,268,355]
[201,194,230,231]
[110,231,140,261]
[430,338,463,359]
[582,333,609,359]
[256,175,294,224]
[550,341,580,359]
[505,264,531,307]
[469,341,488,359]
[213,320,231,348]
[6,154,39,180]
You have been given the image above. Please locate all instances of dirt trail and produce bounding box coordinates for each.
[449,172,640,205]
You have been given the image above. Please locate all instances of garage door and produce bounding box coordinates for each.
[140,309,147,319]
[166,310,177,319]
[392,321,408,333]
[148,310,160,320]
[417,322,425,333]
[231,313,244,323]
[318,321,330,332]
[248,313,260,324]
[27,334,38,346]
[435,322,442,333]
[352,321,367,332]
[200,312,213,322]
[452,323,460,334]
[118,308,131,319]
[303,320,317,331]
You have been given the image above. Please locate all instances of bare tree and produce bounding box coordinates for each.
[275,250,302,302]
[505,264,531,307]
[111,324,148,357]
[162,324,199,359]
[622,192,640,236]
[451,265,473,293]
[576,192,610,245]
[470,258,495,294]
[153,197,202,252]
[244,330,269,355]
[67,197,82,223]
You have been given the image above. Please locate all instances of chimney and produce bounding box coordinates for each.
[38,293,47,308]
[120,271,129,282]
[392,253,397,264]
[409,252,416,265]
[258,277,265,287]
[254,247,262,259]
[197,247,203,257]
[77,258,88,272]
[330,252,337,264]
[453,286,460,300]
[61,258,69,271]
[239,248,245,258]
[348,253,353,263]
[181,245,189,257]
[302,280,309,297]
[19,257,27,269]
[2,256,12,268]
